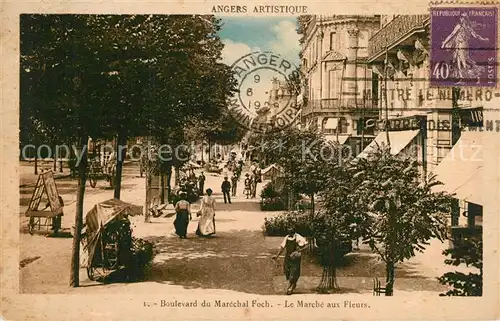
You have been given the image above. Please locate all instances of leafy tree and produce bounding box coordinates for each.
[296,15,313,44]
[21,14,117,287]
[351,144,454,296]
[313,159,363,292]
[20,14,238,287]
[259,127,338,214]
[83,15,238,198]
[438,237,482,296]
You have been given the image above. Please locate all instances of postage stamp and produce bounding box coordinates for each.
[228,51,301,133]
[430,6,498,87]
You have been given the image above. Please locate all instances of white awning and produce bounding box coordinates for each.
[324,134,349,145]
[357,129,420,159]
[262,164,284,175]
[432,130,499,205]
[324,118,339,129]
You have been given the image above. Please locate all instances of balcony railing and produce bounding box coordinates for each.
[302,98,379,115]
[368,15,430,60]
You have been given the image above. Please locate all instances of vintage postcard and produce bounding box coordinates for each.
[1,0,499,320]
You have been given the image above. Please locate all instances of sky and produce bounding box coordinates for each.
[217,17,301,66]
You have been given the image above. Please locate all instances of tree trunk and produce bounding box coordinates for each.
[69,134,88,287]
[34,144,38,175]
[175,166,180,186]
[208,138,211,162]
[144,173,151,223]
[53,144,57,171]
[160,173,165,203]
[144,137,152,223]
[166,166,172,203]
[385,261,395,296]
[201,140,204,163]
[310,193,315,216]
[113,134,127,199]
[59,151,63,173]
[317,241,338,293]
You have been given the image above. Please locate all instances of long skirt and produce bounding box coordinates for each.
[196,214,215,237]
[283,256,301,284]
[174,210,189,237]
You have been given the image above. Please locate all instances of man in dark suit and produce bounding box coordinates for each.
[221,177,231,204]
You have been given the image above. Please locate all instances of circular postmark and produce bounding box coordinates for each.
[228,51,301,133]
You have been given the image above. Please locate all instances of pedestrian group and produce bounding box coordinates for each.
[173,160,262,240]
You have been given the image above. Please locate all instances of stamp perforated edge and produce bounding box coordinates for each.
[428,0,500,89]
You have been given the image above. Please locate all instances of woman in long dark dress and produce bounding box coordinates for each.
[174,192,191,239]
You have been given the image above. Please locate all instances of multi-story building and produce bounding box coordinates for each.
[297,15,381,153]
[364,14,495,245]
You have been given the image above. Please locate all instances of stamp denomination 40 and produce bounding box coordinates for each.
[430,7,498,87]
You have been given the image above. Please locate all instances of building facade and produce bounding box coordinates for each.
[297,15,381,153]
[365,14,492,243]
[366,14,485,172]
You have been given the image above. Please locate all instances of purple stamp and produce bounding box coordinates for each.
[430,7,498,87]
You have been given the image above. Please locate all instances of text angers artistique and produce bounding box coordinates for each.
[144,299,370,309]
[211,5,308,14]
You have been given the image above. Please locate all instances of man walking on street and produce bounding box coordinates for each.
[198,171,206,195]
[221,177,232,204]
[231,173,238,197]
[272,227,308,295]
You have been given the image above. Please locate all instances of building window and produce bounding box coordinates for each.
[329,70,338,99]
[330,32,336,50]
[338,117,348,134]
[371,73,379,108]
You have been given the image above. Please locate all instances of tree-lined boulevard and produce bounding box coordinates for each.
[19,14,482,298]
[20,161,454,296]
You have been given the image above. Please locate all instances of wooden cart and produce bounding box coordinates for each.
[88,157,116,188]
[25,170,64,235]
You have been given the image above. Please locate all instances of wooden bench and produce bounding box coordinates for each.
[373,277,387,296]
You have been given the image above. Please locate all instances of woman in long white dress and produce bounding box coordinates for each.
[196,188,216,237]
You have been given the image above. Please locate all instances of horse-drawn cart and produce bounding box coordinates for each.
[88,157,116,188]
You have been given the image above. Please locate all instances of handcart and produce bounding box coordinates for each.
[81,199,142,282]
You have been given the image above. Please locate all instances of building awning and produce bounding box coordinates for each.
[357,129,420,159]
[432,130,497,205]
[324,134,349,145]
[324,118,339,130]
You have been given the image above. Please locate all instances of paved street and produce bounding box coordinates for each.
[20,162,452,296]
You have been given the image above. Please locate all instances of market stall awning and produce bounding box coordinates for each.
[356,129,420,159]
[432,131,491,205]
[324,134,349,145]
[85,199,142,234]
[262,164,284,175]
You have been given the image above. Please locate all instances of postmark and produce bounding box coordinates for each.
[228,51,301,133]
[430,6,498,87]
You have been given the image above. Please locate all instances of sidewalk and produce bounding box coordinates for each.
[20,166,146,293]
[19,171,460,297]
